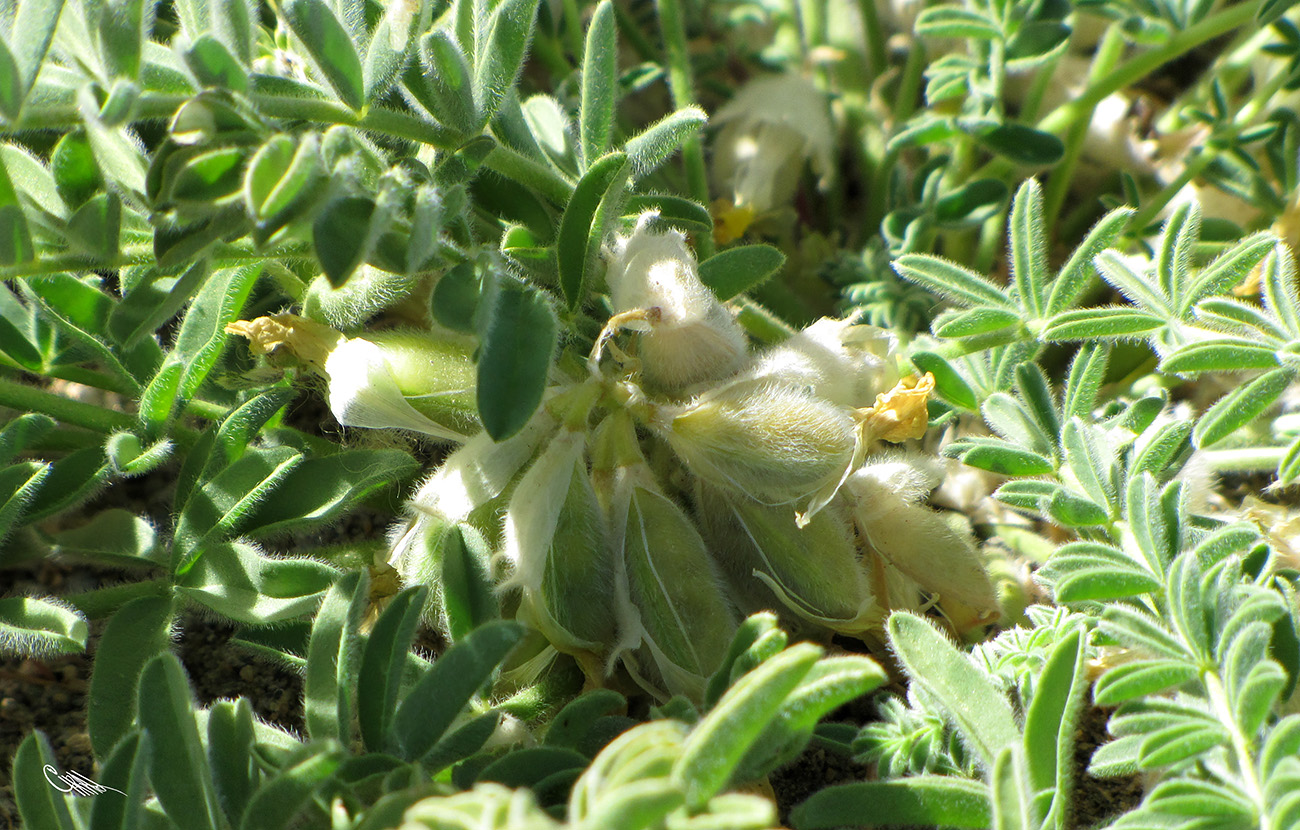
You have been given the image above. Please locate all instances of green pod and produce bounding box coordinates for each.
[504,430,618,660]
[701,487,878,637]
[663,379,855,507]
[620,481,736,701]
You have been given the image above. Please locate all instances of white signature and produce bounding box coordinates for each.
[43,764,126,797]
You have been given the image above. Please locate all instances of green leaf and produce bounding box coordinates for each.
[1022,628,1086,827]
[1138,721,1229,769]
[557,151,631,310]
[1044,542,1161,602]
[87,595,174,757]
[734,655,886,782]
[245,133,327,243]
[624,194,713,234]
[13,731,78,830]
[935,306,1022,338]
[990,746,1035,830]
[394,620,525,761]
[306,571,368,743]
[1262,247,1300,335]
[239,745,343,830]
[241,448,419,538]
[792,777,992,829]
[1194,367,1295,448]
[674,642,821,809]
[315,196,376,288]
[282,0,365,109]
[163,263,262,420]
[1094,659,1198,706]
[0,461,50,543]
[934,178,1008,228]
[1182,233,1278,313]
[916,6,1001,38]
[912,351,979,411]
[951,438,1054,475]
[579,1,618,169]
[168,146,247,204]
[89,730,151,830]
[894,254,1013,309]
[1008,179,1047,318]
[172,446,304,573]
[705,612,783,709]
[475,275,558,440]
[624,107,707,178]
[1046,207,1135,316]
[176,542,336,625]
[8,0,67,116]
[364,0,419,101]
[0,595,87,657]
[207,699,257,827]
[1042,306,1165,341]
[185,34,248,91]
[359,585,428,753]
[977,124,1064,166]
[441,524,498,640]
[699,244,786,301]
[474,0,540,123]
[411,31,478,134]
[888,611,1020,769]
[1162,338,1280,374]
[0,41,21,122]
[138,653,226,830]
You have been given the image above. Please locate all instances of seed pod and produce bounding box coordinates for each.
[699,487,878,636]
[662,379,856,507]
[615,474,736,701]
[605,213,747,392]
[503,429,619,660]
[847,467,998,623]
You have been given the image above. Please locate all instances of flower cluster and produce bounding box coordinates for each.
[373,213,999,701]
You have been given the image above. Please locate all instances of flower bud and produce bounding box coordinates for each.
[710,74,834,215]
[699,487,878,636]
[604,213,747,392]
[502,429,619,661]
[847,463,998,623]
[662,379,856,507]
[610,468,735,701]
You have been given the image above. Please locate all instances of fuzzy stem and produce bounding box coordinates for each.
[856,0,888,84]
[0,376,135,433]
[656,0,714,257]
[1036,3,1256,137]
[1198,446,1287,473]
[1204,670,1270,830]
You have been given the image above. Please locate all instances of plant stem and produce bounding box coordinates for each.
[1204,670,1270,830]
[1042,26,1126,231]
[856,0,888,85]
[1036,2,1256,137]
[656,0,714,258]
[0,376,135,433]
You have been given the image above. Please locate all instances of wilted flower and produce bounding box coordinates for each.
[711,74,835,216]
[602,212,747,392]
